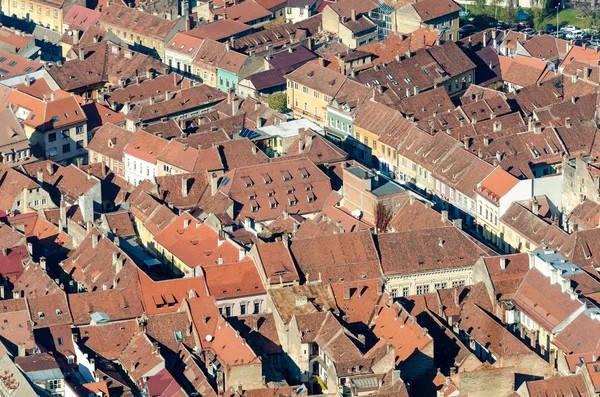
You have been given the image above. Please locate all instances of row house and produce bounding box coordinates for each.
[507,250,590,364]
[0,108,34,166]
[123,129,169,186]
[378,226,491,297]
[475,168,532,246]
[3,90,88,165]
[285,61,347,125]
[98,3,185,60]
[21,160,101,221]
[2,0,85,32]
[216,157,333,234]
[86,123,133,177]
[127,187,178,250]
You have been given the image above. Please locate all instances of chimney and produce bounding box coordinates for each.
[27,242,33,255]
[182,177,189,197]
[232,97,240,115]
[36,167,43,184]
[40,257,47,270]
[565,117,571,128]
[25,76,31,87]
[17,344,25,357]
[183,217,190,229]
[441,210,448,222]
[571,96,577,104]
[210,173,219,195]
[79,48,84,61]
[1,246,6,256]
[483,31,487,46]
[73,29,80,44]
[91,233,100,249]
[343,284,350,300]
[295,295,308,306]
[584,67,591,80]
[351,9,356,21]
[392,370,401,385]
[50,92,56,102]
[499,257,506,270]
[256,117,263,128]
[532,198,539,215]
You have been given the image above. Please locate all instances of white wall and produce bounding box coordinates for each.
[125,153,157,186]
[500,179,533,217]
[532,174,563,213]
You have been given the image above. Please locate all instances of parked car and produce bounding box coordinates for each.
[589,38,600,47]
[566,29,584,39]
[552,31,567,39]
[515,22,531,30]
[545,24,557,33]
[560,25,578,32]
[522,28,536,35]
[496,20,508,29]
[460,24,476,33]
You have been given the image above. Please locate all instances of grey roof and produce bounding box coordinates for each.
[22,368,63,382]
[249,69,286,91]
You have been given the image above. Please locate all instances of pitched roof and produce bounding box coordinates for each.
[87,123,133,162]
[286,61,346,97]
[63,4,101,29]
[185,20,252,42]
[166,32,204,56]
[477,167,520,202]
[289,230,381,283]
[483,253,530,301]
[154,213,245,270]
[513,268,584,331]
[411,0,461,22]
[137,269,208,315]
[123,129,169,164]
[377,227,489,276]
[525,375,590,397]
[203,260,265,299]
[119,331,165,382]
[255,241,299,285]
[212,0,272,24]
[99,3,181,40]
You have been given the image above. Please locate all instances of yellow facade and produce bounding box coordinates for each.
[194,65,217,88]
[499,222,536,254]
[286,80,329,126]
[100,22,166,59]
[133,216,157,250]
[154,240,189,275]
[3,0,65,31]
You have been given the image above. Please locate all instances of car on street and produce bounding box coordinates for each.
[460,24,475,34]
[589,38,600,47]
[521,28,536,35]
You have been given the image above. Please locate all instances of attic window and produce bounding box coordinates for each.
[242,176,254,187]
[386,74,394,80]
[404,77,412,84]
[0,57,6,63]
[249,193,257,200]
[267,190,275,197]
[174,331,183,342]
[52,116,59,122]
[64,113,69,119]
[269,200,277,209]
[188,48,193,52]
[299,167,309,178]
[286,187,294,194]
[24,67,33,72]
[281,170,292,182]
[262,173,272,184]
[38,312,45,318]
[251,203,259,212]
[171,42,176,47]
[8,61,16,67]
[307,193,315,203]
[180,44,185,50]
[56,309,62,316]
[288,197,297,206]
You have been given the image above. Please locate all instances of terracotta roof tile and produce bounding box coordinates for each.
[99,3,181,41]
[79,319,138,359]
[87,123,133,162]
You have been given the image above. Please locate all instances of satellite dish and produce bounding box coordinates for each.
[205,334,213,342]
[68,31,72,36]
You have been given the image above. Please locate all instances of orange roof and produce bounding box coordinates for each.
[331,279,384,324]
[154,213,244,271]
[123,129,169,164]
[559,45,600,68]
[477,168,519,200]
[137,269,208,315]
[203,260,265,299]
[371,300,432,365]
[166,32,204,56]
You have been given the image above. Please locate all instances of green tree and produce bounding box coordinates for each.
[266,93,289,113]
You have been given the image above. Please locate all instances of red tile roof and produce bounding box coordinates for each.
[99,3,181,41]
[203,259,265,299]
[124,129,169,164]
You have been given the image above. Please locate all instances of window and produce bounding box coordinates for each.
[57,337,63,346]
[34,200,39,206]
[434,282,447,290]
[36,4,40,12]
[76,126,83,134]
[302,86,308,94]
[62,143,70,153]
[363,136,368,145]
[402,287,409,296]
[225,306,231,317]
[373,141,377,150]
[240,304,247,315]
[76,141,84,150]
[254,302,260,313]
[49,379,62,390]
[452,280,465,288]
[416,285,430,295]
[42,199,46,205]
[48,133,56,142]
[313,91,319,99]
[46,7,49,15]
[60,130,69,138]
[391,289,398,298]
[54,9,58,17]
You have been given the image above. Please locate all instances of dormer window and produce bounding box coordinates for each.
[242,176,254,187]
[38,312,45,319]
[299,168,309,179]
[281,170,292,182]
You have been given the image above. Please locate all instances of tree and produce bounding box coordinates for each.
[266,93,289,113]
[374,202,393,233]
